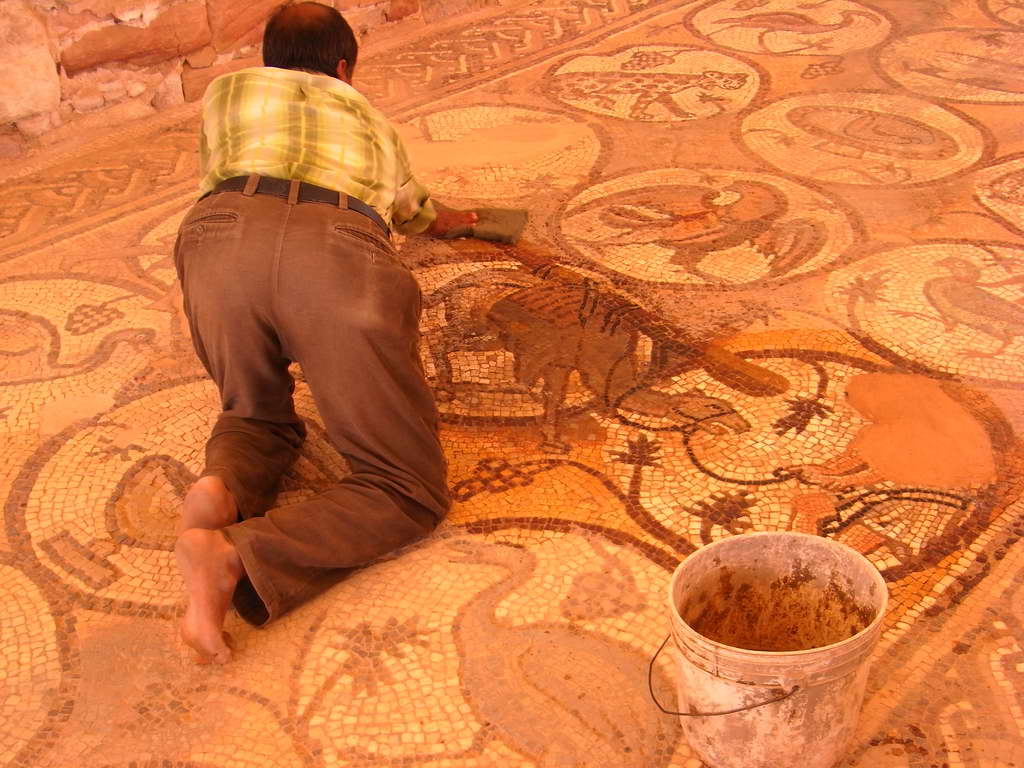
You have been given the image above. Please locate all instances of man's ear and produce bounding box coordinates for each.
[336,60,351,83]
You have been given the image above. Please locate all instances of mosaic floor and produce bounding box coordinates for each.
[3,0,1024,765]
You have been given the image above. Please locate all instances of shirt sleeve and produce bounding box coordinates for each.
[390,129,437,235]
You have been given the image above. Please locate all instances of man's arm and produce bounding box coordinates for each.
[391,130,477,237]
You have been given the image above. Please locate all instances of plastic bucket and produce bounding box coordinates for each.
[656,532,887,768]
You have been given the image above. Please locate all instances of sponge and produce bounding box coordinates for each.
[442,208,529,244]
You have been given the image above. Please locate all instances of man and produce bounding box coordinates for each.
[173,1,476,663]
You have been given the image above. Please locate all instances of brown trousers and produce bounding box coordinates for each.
[173,182,449,625]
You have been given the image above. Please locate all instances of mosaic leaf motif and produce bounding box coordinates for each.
[329,616,432,696]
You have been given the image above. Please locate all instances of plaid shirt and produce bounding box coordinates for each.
[198,67,436,234]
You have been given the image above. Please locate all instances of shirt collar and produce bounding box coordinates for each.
[222,66,367,102]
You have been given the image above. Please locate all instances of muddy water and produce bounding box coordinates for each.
[681,564,877,652]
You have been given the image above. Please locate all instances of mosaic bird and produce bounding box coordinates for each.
[448,539,679,767]
[920,50,1024,95]
[713,9,880,50]
[924,257,1024,357]
[570,180,826,282]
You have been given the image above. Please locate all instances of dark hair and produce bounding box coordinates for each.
[263,2,358,79]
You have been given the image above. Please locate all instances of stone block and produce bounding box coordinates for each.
[151,69,184,110]
[71,86,105,112]
[15,110,54,137]
[46,7,96,43]
[181,54,261,102]
[62,0,210,74]
[67,0,149,23]
[385,0,418,21]
[186,45,217,69]
[207,0,279,52]
[0,0,61,123]
[342,3,386,36]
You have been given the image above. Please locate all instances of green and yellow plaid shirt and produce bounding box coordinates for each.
[199,67,436,234]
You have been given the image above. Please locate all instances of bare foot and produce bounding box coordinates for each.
[176,528,244,664]
[178,475,237,534]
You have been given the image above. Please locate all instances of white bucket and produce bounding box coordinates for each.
[659,532,887,768]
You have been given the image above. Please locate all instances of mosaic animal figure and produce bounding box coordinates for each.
[548,70,749,120]
[567,180,825,282]
[424,265,768,451]
[448,538,679,767]
[0,309,154,385]
[988,168,1024,205]
[922,257,1024,357]
[712,9,881,52]
[920,50,1024,95]
[787,106,958,161]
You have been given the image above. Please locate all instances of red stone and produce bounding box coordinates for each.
[385,0,419,21]
[206,0,279,52]
[62,1,211,74]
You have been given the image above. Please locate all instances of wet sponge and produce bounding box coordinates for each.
[442,208,529,244]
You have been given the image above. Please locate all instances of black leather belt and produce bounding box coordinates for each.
[207,176,390,236]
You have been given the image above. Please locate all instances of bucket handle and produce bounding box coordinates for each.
[648,636,801,717]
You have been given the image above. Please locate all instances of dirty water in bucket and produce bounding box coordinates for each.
[681,561,877,652]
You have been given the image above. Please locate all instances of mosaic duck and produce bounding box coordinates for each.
[713,9,882,52]
[565,181,827,283]
[925,257,1024,357]
[448,539,679,767]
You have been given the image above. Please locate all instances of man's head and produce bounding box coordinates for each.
[263,2,358,82]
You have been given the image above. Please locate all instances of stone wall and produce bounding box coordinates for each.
[0,0,425,157]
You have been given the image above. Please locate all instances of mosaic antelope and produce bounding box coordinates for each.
[424,246,786,451]
[548,69,750,120]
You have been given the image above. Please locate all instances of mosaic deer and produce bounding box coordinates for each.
[424,252,785,451]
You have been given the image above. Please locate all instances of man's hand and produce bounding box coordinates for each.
[427,204,479,238]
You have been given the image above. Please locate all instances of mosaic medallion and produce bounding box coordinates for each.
[442,351,1021,634]
[741,91,990,185]
[974,153,1024,237]
[545,45,763,121]
[402,106,601,200]
[827,241,1024,385]
[981,0,1024,27]
[877,28,1024,103]
[294,531,686,766]
[415,248,794,456]
[0,565,68,767]
[0,277,161,387]
[0,277,164,432]
[5,0,1024,760]
[8,379,347,615]
[686,0,892,56]
[557,167,859,286]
